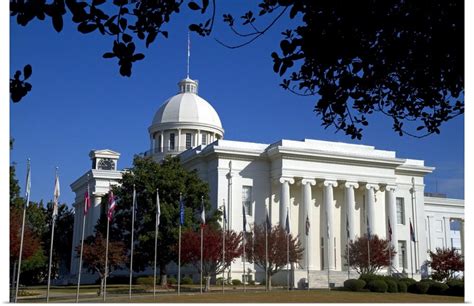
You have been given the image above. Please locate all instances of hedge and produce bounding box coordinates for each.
[446,280,464,296]
[181,276,193,285]
[136,276,155,287]
[397,281,408,293]
[408,281,430,294]
[427,282,448,295]
[232,279,242,286]
[385,280,398,293]
[344,279,366,292]
[168,277,177,285]
[367,280,388,293]
[399,277,417,287]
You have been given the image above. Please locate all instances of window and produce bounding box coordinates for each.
[169,133,175,151]
[242,186,253,216]
[398,241,407,269]
[396,197,405,224]
[201,133,207,145]
[185,133,192,149]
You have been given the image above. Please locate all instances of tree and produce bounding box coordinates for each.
[11,1,463,139]
[94,155,213,286]
[245,224,303,291]
[344,235,395,275]
[427,248,464,282]
[180,226,242,291]
[79,232,127,295]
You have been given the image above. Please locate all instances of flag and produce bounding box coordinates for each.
[200,197,206,227]
[108,190,116,222]
[388,218,392,242]
[156,190,161,227]
[242,204,248,232]
[410,219,416,242]
[52,172,60,217]
[222,204,227,226]
[84,186,91,215]
[285,207,290,235]
[25,160,31,206]
[305,215,310,236]
[179,196,185,226]
[265,207,271,231]
[346,213,350,239]
[326,209,330,239]
[132,186,137,218]
[367,215,371,240]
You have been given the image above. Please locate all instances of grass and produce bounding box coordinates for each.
[16,286,464,303]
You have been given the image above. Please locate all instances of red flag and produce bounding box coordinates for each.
[108,190,117,222]
[388,218,392,241]
[409,220,416,242]
[84,189,91,215]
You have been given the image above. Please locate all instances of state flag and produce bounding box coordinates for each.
[52,172,60,217]
[84,187,91,215]
[156,190,161,227]
[388,218,393,241]
[25,160,31,206]
[179,196,185,226]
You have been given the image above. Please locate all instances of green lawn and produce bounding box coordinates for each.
[15,286,464,303]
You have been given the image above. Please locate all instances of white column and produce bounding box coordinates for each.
[323,180,338,270]
[279,177,295,227]
[196,130,201,146]
[160,132,164,152]
[385,185,398,270]
[344,182,359,242]
[300,179,316,269]
[365,184,379,237]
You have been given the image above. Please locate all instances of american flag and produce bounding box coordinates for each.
[107,190,117,222]
[388,218,392,241]
[84,186,91,215]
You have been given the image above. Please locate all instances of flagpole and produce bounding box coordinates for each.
[409,217,414,278]
[287,233,290,291]
[306,232,309,291]
[129,185,136,300]
[243,232,246,292]
[222,200,225,294]
[153,189,160,300]
[46,167,59,303]
[347,239,350,279]
[178,193,182,296]
[15,159,31,303]
[200,225,203,294]
[104,215,110,302]
[327,235,330,291]
[265,221,268,292]
[76,175,89,302]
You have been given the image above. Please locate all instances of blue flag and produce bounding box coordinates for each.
[179,196,185,226]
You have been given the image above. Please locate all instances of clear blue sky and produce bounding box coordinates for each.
[10,4,464,206]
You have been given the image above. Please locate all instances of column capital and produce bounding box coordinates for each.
[344,181,359,189]
[279,177,295,184]
[300,178,316,186]
[320,179,338,187]
[365,183,380,191]
[381,184,397,192]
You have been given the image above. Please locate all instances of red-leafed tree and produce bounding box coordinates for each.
[78,232,127,296]
[245,224,303,291]
[10,207,42,261]
[427,248,464,281]
[344,235,395,275]
[180,226,242,291]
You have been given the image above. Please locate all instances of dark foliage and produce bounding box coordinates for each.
[397,281,408,293]
[367,279,387,293]
[446,280,464,297]
[345,235,395,275]
[427,281,448,295]
[408,281,430,294]
[343,279,366,292]
[385,279,398,293]
[10,65,32,103]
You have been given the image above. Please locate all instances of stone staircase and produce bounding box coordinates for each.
[308,270,350,288]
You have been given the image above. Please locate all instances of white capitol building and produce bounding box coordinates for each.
[69,75,464,288]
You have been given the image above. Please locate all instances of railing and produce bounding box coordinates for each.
[140,146,193,157]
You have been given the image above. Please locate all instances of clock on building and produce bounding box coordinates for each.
[98,158,115,170]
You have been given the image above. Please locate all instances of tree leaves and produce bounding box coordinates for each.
[10,65,33,103]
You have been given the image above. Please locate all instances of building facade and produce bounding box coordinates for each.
[69,76,464,287]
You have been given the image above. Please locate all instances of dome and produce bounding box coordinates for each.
[151,78,223,132]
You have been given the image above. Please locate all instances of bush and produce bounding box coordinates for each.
[446,280,464,296]
[385,280,398,293]
[359,273,384,285]
[399,277,417,287]
[167,277,177,285]
[344,279,366,292]
[408,281,430,294]
[427,282,448,295]
[367,280,388,293]
[181,276,193,285]
[232,279,242,286]
[136,276,155,287]
[398,281,408,293]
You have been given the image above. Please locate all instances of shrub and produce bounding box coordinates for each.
[359,273,383,285]
[367,280,388,293]
[399,277,417,287]
[408,281,430,294]
[181,276,193,285]
[232,279,242,286]
[446,280,464,296]
[427,282,448,295]
[167,277,177,285]
[398,281,408,293]
[136,276,155,287]
[344,279,366,292]
[385,280,398,293]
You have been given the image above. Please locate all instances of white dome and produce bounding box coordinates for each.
[152,92,223,130]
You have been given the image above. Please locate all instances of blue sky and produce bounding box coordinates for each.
[10,4,464,206]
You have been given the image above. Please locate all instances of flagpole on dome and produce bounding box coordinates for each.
[46,167,60,303]
[76,174,90,302]
[14,158,31,303]
[153,188,161,300]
